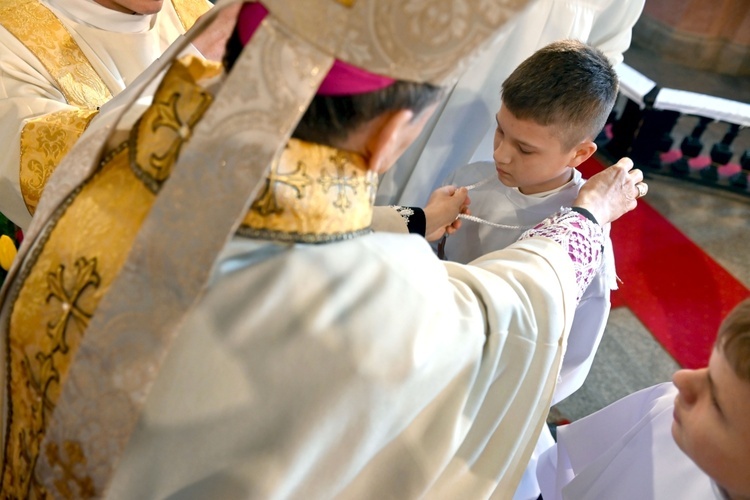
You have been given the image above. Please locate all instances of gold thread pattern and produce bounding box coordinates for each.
[4,2,536,493]
[171,0,211,32]
[2,257,100,497]
[319,151,365,212]
[241,139,376,242]
[0,0,113,108]
[252,160,313,216]
[3,58,214,498]
[132,56,220,189]
[19,109,99,216]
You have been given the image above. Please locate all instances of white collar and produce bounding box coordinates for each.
[46,0,157,33]
[518,168,582,199]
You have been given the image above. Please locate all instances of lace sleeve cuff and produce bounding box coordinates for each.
[518,208,604,302]
[390,206,426,237]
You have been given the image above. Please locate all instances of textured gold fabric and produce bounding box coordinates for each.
[3,51,374,495]
[3,146,149,497]
[1,56,217,499]
[0,0,112,108]
[171,0,211,32]
[2,0,534,494]
[240,139,375,243]
[19,109,98,216]
[26,16,333,491]
[132,57,218,191]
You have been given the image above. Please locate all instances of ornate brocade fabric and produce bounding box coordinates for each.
[2,51,378,496]
[0,0,210,217]
[0,0,113,109]
[19,109,99,216]
[2,56,219,499]
[240,139,376,243]
[171,0,210,34]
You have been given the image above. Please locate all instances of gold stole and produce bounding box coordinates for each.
[0,0,211,216]
[1,55,220,499]
[2,51,373,497]
[240,139,376,243]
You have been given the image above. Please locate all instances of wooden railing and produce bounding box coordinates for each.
[600,63,750,195]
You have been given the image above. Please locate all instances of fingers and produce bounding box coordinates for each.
[441,185,458,196]
[445,219,461,235]
[635,181,648,199]
[613,156,634,171]
[453,186,469,204]
[613,157,646,200]
[629,168,643,184]
[573,156,648,224]
[618,157,646,199]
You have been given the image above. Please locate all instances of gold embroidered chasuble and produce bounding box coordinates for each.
[1,56,217,498]
[0,0,211,216]
[1,55,376,497]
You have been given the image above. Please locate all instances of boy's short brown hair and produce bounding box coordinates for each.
[501,39,618,150]
[717,298,750,381]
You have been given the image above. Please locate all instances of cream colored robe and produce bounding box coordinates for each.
[1,50,582,498]
[0,0,207,229]
[105,234,578,499]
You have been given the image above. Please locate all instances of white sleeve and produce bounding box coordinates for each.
[0,29,96,229]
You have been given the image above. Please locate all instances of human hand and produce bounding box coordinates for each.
[193,3,243,61]
[424,186,470,242]
[573,157,646,224]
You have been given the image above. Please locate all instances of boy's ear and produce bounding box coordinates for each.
[366,109,415,174]
[567,140,598,168]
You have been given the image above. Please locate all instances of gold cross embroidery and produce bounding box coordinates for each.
[149,93,195,174]
[319,153,361,212]
[335,0,356,6]
[46,257,100,353]
[252,161,313,215]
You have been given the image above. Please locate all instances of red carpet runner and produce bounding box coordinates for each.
[579,157,750,369]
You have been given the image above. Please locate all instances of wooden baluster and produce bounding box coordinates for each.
[700,123,740,183]
[729,149,750,190]
[630,109,681,170]
[605,99,643,159]
[605,88,660,160]
[669,116,712,176]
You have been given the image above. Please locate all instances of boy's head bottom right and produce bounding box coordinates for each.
[493,40,618,195]
[671,298,750,499]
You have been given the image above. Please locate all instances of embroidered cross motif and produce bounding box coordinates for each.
[335,0,356,6]
[149,88,211,179]
[45,441,95,498]
[252,160,313,215]
[319,152,361,212]
[3,257,100,500]
[46,257,100,351]
[149,93,193,174]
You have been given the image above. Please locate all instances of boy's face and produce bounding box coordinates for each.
[672,347,750,497]
[493,105,590,195]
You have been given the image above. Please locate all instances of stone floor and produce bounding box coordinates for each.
[552,45,750,421]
